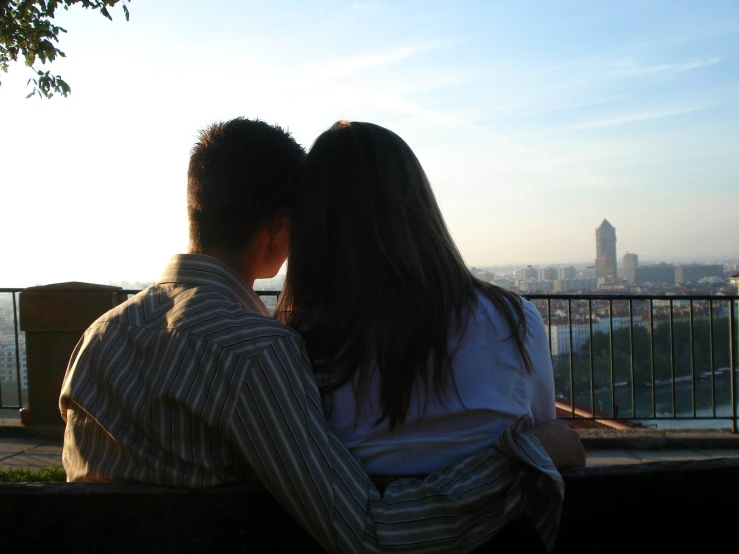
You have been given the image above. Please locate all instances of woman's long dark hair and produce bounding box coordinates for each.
[276,121,531,431]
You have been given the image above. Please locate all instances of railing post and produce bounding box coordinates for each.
[568,299,575,418]
[730,299,737,433]
[12,292,23,408]
[19,282,127,426]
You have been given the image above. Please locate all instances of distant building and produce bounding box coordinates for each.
[623,252,638,282]
[0,337,27,388]
[595,219,617,279]
[544,315,644,356]
[553,278,598,292]
[675,264,724,284]
[520,280,554,293]
[470,268,495,283]
[521,265,537,280]
[537,267,558,282]
[494,278,515,290]
[636,263,675,284]
[557,266,577,281]
[546,321,591,356]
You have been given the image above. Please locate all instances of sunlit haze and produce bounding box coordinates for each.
[2,0,738,286]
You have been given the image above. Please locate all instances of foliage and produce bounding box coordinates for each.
[0,465,66,482]
[0,0,130,98]
[553,316,733,394]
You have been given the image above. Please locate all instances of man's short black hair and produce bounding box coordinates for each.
[187,117,306,252]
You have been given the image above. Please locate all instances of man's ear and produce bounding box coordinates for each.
[268,207,291,249]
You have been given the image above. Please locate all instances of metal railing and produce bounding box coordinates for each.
[2,288,737,431]
[0,288,25,410]
[525,294,738,431]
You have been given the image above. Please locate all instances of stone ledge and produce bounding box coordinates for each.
[578,428,739,449]
[0,421,64,441]
[0,458,737,553]
[2,423,738,450]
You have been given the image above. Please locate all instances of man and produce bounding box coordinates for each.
[60,118,585,553]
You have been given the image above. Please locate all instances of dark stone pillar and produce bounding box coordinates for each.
[19,283,127,426]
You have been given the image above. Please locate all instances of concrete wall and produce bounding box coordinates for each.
[0,458,737,553]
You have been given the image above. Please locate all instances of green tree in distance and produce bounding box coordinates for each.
[553,317,732,399]
[0,0,130,98]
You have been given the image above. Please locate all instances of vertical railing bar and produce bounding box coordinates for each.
[609,299,615,418]
[629,299,636,418]
[650,299,656,418]
[709,300,716,418]
[568,299,575,419]
[1,289,731,427]
[589,299,595,416]
[0,296,4,409]
[730,299,737,433]
[13,292,23,409]
[670,300,676,418]
[13,292,23,408]
[689,300,696,418]
[547,299,552,356]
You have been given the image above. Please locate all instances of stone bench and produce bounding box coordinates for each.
[1,458,737,553]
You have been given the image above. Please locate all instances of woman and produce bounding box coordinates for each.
[276,121,556,476]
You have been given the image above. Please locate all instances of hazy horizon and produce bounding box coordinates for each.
[2,1,738,285]
[13,254,737,290]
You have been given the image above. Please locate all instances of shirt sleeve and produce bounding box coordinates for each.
[525,302,557,424]
[224,334,564,553]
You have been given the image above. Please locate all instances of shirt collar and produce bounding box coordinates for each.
[157,254,271,316]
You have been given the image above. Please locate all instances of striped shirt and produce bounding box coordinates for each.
[60,254,564,553]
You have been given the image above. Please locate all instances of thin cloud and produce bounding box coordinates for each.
[544,94,632,113]
[612,57,722,77]
[569,106,710,130]
[673,58,723,71]
[538,56,722,92]
[323,83,621,191]
[299,41,450,82]
[477,95,633,123]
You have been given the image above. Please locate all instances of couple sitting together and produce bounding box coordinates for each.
[59,118,585,553]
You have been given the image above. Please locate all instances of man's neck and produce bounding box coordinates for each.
[187,247,256,288]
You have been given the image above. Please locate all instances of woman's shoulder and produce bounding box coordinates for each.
[520,297,546,324]
[470,290,548,354]
[473,288,541,321]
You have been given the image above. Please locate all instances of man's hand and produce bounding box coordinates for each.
[530,419,586,469]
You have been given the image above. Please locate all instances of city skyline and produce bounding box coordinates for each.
[7,227,739,288]
[1,1,739,285]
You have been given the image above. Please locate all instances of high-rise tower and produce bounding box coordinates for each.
[595,219,617,279]
[623,252,638,282]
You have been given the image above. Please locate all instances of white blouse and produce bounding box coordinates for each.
[326,292,556,476]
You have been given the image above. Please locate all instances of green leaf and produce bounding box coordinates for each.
[4,0,132,99]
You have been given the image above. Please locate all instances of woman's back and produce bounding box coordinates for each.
[326,292,556,476]
[278,120,557,476]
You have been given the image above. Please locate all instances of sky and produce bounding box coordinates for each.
[1,0,738,286]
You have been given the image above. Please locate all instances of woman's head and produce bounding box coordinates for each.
[285,121,464,293]
[277,121,528,429]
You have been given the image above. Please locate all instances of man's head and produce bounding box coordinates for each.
[187,118,306,283]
